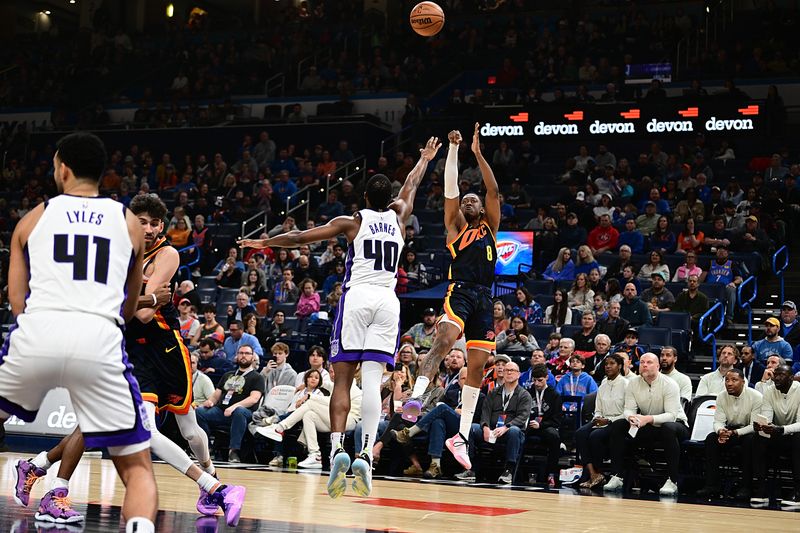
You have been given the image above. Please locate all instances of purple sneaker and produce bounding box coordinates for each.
[34,488,84,524]
[196,487,220,516]
[211,485,246,527]
[13,459,46,507]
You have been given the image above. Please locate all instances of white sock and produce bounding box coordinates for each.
[360,360,385,456]
[408,425,422,437]
[431,457,441,467]
[126,517,155,533]
[52,477,69,491]
[176,409,213,474]
[330,432,344,451]
[31,451,51,470]
[143,402,193,474]
[459,385,480,438]
[411,376,430,398]
[197,472,221,493]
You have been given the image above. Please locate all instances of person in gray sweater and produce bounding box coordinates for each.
[460,362,532,484]
[260,342,298,392]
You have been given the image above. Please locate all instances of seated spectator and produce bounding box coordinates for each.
[459,362,532,484]
[260,342,298,392]
[567,273,595,313]
[696,368,764,500]
[588,269,607,298]
[572,311,598,366]
[542,247,576,281]
[544,289,573,331]
[752,317,793,365]
[559,213,587,251]
[574,245,600,277]
[177,299,200,347]
[738,345,765,388]
[636,201,659,236]
[596,300,629,345]
[227,291,256,327]
[316,190,344,222]
[640,272,675,321]
[637,250,670,282]
[191,353,215,406]
[197,304,224,340]
[703,216,732,253]
[612,327,647,368]
[780,300,800,348]
[396,344,419,379]
[196,346,266,463]
[587,214,619,255]
[672,251,703,283]
[617,265,641,295]
[295,278,320,320]
[215,256,243,288]
[322,260,345,295]
[576,353,628,489]
[675,218,705,255]
[752,364,800,506]
[213,247,246,274]
[524,364,563,488]
[619,283,652,327]
[649,216,676,254]
[508,287,543,324]
[400,248,428,288]
[592,291,608,320]
[167,217,191,247]
[242,268,269,301]
[496,316,539,353]
[672,274,710,332]
[659,346,693,402]
[261,309,290,351]
[493,300,510,336]
[393,368,484,479]
[371,364,418,464]
[555,355,598,412]
[273,268,299,304]
[731,215,772,255]
[697,344,739,397]
[673,188,705,223]
[403,308,437,351]
[222,320,264,362]
[548,337,575,379]
[755,354,783,393]
[592,194,617,222]
[589,334,613,378]
[294,346,331,388]
[603,353,688,495]
[617,220,645,255]
[196,337,235,386]
[520,349,556,389]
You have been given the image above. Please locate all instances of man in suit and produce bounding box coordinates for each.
[738,345,765,388]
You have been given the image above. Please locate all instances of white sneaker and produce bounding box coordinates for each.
[659,478,678,496]
[268,455,283,467]
[445,433,472,471]
[603,475,624,492]
[298,453,322,469]
[256,424,284,442]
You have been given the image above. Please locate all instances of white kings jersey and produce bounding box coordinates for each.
[344,209,405,291]
[24,195,134,326]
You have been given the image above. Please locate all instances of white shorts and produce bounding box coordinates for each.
[329,285,400,369]
[0,311,151,449]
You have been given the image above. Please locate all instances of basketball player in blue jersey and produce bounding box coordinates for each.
[409,123,500,471]
[0,132,158,532]
[240,136,442,498]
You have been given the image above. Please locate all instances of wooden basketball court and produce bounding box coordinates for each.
[1,452,797,532]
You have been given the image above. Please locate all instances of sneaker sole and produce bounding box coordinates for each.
[780,501,800,507]
[351,458,372,497]
[34,513,84,524]
[298,463,322,469]
[445,438,472,471]
[223,486,246,527]
[327,454,351,499]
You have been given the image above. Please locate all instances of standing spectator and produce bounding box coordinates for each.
[696,368,764,500]
[525,364,564,488]
[604,354,689,495]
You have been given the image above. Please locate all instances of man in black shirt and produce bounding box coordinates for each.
[525,364,563,488]
[196,346,266,463]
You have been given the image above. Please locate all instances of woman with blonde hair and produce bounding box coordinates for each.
[543,247,576,281]
[574,245,600,277]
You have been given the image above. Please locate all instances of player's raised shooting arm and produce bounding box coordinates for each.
[393,136,442,222]
[7,205,44,317]
[134,244,179,324]
[240,216,359,249]
[444,130,466,235]
[471,122,500,235]
[123,210,145,323]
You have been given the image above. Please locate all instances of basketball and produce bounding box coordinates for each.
[410,2,444,37]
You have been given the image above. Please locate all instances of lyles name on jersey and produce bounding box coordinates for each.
[65,210,104,225]
[368,221,397,236]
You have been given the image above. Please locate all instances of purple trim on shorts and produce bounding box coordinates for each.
[330,349,394,370]
[0,323,18,366]
[83,336,150,449]
[330,287,349,346]
[342,244,355,288]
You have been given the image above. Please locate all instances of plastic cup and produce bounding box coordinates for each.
[287,456,298,469]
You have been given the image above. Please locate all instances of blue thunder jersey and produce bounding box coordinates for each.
[446,221,497,288]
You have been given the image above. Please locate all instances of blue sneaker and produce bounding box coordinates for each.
[351,453,372,497]
[327,448,351,499]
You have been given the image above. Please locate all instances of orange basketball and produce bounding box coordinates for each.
[410,2,444,37]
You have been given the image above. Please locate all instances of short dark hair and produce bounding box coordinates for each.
[198,339,216,350]
[56,132,107,182]
[726,368,745,379]
[229,320,244,329]
[365,174,392,210]
[604,353,624,368]
[129,193,168,221]
[202,303,216,314]
[531,363,548,379]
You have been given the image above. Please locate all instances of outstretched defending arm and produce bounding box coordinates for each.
[239,216,360,250]
[471,122,500,235]
[392,136,442,222]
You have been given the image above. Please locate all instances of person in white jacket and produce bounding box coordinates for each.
[695,344,738,397]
